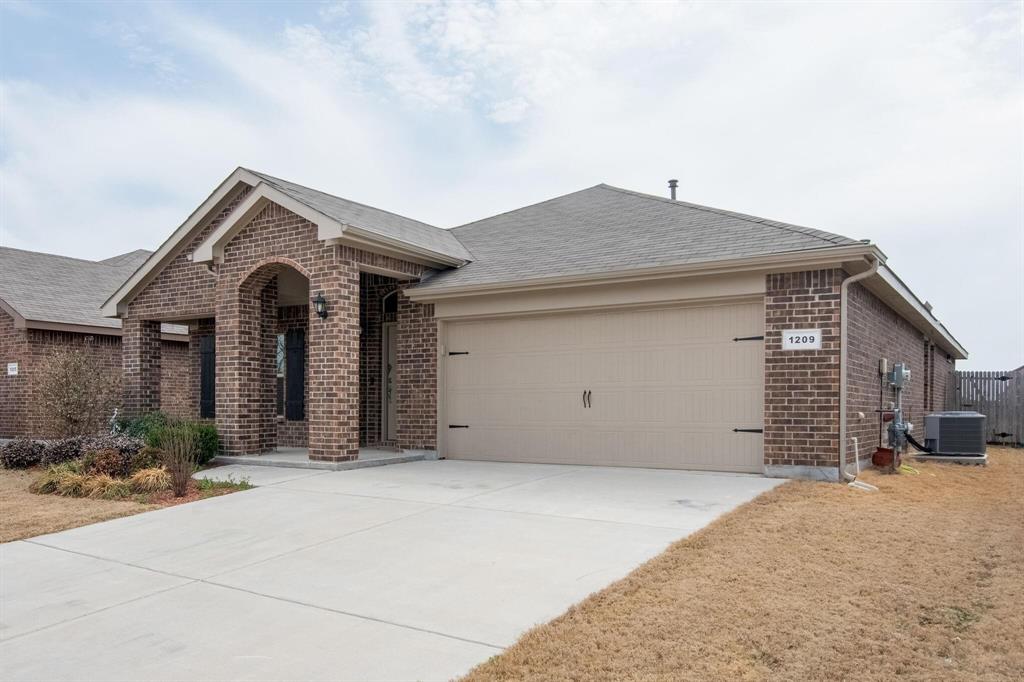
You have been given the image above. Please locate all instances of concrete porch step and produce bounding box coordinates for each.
[211,448,437,472]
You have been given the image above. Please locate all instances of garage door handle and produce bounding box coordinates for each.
[582,390,587,408]
[733,428,763,433]
[586,390,592,408]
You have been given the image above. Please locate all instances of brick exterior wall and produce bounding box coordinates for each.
[0,309,29,438]
[763,269,843,470]
[846,281,954,461]
[123,198,434,461]
[764,269,957,476]
[0,307,187,438]
[396,294,438,450]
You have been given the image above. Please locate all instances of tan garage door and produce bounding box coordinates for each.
[443,300,764,473]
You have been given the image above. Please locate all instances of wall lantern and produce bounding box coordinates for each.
[312,292,328,319]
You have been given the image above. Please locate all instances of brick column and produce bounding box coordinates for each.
[763,270,842,477]
[216,278,265,455]
[396,293,437,450]
[122,318,162,418]
[258,278,279,453]
[307,256,360,461]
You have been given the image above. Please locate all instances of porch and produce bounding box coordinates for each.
[211,446,438,471]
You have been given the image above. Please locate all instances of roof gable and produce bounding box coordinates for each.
[106,167,471,316]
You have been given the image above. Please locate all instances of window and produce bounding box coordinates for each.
[284,328,306,421]
[199,335,215,419]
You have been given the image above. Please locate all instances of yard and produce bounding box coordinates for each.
[464,447,1024,682]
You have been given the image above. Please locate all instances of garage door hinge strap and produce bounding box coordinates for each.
[733,428,764,433]
[733,335,765,342]
[448,424,470,429]
[448,351,470,356]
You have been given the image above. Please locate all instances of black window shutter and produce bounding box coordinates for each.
[285,328,305,421]
[199,335,216,419]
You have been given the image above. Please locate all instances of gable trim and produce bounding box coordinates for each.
[190,182,345,264]
[102,167,262,317]
[190,182,466,269]
[0,296,26,328]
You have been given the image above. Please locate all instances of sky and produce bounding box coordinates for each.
[0,0,1021,370]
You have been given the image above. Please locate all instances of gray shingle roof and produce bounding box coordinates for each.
[0,247,183,334]
[246,169,473,263]
[416,184,860,291]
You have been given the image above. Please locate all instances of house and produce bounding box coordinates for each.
[101,168,965,479]
[0,247,190,438]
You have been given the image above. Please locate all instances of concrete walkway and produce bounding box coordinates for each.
[0,460,782,681]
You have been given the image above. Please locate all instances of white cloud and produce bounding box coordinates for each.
[1,0,1020,368]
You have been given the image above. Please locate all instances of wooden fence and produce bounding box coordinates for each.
[948,369,1024,446]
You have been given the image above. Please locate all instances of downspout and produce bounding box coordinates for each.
[839,255,880,482]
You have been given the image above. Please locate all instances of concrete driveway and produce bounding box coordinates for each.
[1,460,781,682]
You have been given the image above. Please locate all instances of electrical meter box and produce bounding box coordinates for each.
[888,362,911,388]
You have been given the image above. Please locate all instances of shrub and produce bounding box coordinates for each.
[36,349,121,437]
[129,467,171,493]
[82,448,132,479]
[160,424,199,497]
[40,437,86,466]
[82,435,144,457]
[1,439,45,469]
[30,461,83,494]
[117,411,171,443]
[129,446,163,473]
[189,422,220,465]
[151,420,219,466]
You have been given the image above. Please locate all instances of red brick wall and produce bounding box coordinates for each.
[0,309,187,438]
[160,340,190,419]
[0,309,29,438]
[128,186,252,321]
[124,198,430,460]
[763,270,842,471]
[396,293,437,450]
[845,281,952,460]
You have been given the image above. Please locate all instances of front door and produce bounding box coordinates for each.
[382,322,398,442]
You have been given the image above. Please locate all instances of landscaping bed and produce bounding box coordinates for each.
[0,467,249,543]
[463,447,1023,682]
[1,411,251,543]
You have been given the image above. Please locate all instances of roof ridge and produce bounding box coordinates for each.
[243,168,444,231]
[0,245,133,269]
[597,184,853,246]
[452,185,606,233]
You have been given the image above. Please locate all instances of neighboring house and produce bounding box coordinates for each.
[102,168,965,479]
[0,247,189,438]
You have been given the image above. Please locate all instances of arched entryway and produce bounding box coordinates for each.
[217,258,314,457]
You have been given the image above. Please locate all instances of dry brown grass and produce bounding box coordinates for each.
[463,447,1024,682]
[0,468,157,543]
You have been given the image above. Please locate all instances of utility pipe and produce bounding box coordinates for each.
[839,255,880,482]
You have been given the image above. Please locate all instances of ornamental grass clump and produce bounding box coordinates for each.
[29,461,83,495]
[158,424,199,497]
[129,467,171,494]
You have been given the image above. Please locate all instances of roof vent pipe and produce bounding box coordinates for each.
[668,179,678,200]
